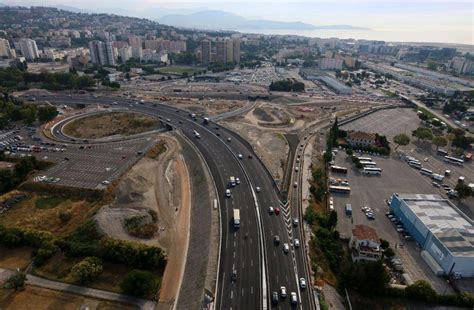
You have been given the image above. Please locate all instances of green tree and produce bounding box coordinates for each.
[379,239,390,250]
[4,271,26,290]
[37,105,58,123]
[120,270,156,298]
[455,183,473,199]
[70,256,103,284]
[432,136,447,150]
[393,133,410,150]
[412,127,434,143]
[406,280,438,302]
[384,248,395,258]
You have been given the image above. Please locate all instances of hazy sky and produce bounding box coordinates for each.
[4,0,474,44]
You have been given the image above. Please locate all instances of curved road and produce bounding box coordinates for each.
[41,94,315,310]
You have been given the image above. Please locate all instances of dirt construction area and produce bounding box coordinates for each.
[95,132,191,306]
[224,98,383,180]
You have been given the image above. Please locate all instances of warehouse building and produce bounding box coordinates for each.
[390,194,474,278]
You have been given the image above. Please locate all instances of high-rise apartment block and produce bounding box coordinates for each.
[18,38,39,60]
[88,40,116,66]
[201,40,211,65]
[127,35,142,48]
[201,38,240,65]
[0,38,12,58]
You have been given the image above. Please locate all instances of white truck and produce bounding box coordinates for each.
[229,176,236,187]
[233,209,240,228]
[432,174,444,182]
[193,130,201,138]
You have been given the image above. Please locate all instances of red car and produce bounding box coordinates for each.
[274,207,280,215]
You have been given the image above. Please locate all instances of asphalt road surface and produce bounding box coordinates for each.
[39,94,315,309]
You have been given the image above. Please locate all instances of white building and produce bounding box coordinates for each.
[319,57,343,70]
[131,46,143,60]
[18,38,39,61]
[0,38,12,58]
[350,225,383,262]
[118,46,132,63]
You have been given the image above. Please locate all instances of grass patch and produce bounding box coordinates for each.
[158,65,204,75]
[35,196,67,209]
[63,112,160,139]
[0,194,101,238]
[123,211,157,239]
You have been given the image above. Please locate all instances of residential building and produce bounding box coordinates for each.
[225,39,233,63]
[118,46,132,63]
[215,40,226,63]
[131,46,143,60]
[233,38,240,63]
[0,38,12,58]
[18,38,39,61]
[319,57,343,70]
[48,36,71,48]
[390,194,474,278]
[88,40,116,66]
[128,35,142,48]
[349,225,382,262]
[201,40,211,65]
[347,131,376,147]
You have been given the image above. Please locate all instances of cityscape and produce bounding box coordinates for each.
[0,2,473,310]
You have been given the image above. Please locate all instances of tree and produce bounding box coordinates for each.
[384,247,395,258]
[70,256,103,284]
[120,270,156,298]
[393,133,410,150]
[406,280,438,302]
[412,127,433,143]
[37,106,58,123]
[4,271,26,290]
[379,239,390,250]
[455,183,473,199]
[432,136,447,150]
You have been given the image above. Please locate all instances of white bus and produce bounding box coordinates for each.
[408,161,422,169]
[360,161,377,167]
[362,167,382,175]
[444,156,464,166]
[420,168,433,176]
[357,157,373,162]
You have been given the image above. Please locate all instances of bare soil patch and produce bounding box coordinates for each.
[63,112,160,139]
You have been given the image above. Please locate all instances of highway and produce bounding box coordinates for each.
[39,94,315,309]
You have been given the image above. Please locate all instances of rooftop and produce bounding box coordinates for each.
[397,194,474,257]
[352,224,379,242]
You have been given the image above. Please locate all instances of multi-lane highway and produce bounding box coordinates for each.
[40,94,315,309]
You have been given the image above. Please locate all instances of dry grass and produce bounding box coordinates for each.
[0,194,101,238]
[147,141,167,159]
[63,112,160,139]
[0,285,138,310]
[0,246,33,270]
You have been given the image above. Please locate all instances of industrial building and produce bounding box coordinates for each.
[390,194,474,278]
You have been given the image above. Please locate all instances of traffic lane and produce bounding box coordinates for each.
[185,128,261,309]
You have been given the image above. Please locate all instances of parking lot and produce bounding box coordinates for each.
[341,108,420,139]
[330,151,461,294]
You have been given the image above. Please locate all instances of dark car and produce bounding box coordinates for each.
[274,235,280,245]
[272,291,279,305]
[231,270,237,282]
[274,207,280,215]
[248,154,253,159]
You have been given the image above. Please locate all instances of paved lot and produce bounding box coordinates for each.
[330,151,457,294]
[341,108,420,139]
[31,138,157,189]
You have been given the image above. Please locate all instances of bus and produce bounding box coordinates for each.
[329,185,351,194]
[330,165,348,174]
[357,157,373,162]
[437,149,448,156]
[420,168,433,176]
[408,161,422,169]
[362,167,382,175]
[360,161,377,167]
[444,156,464,166]
[405,156,417,162]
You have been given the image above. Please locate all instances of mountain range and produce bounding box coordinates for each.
[157,10,370,31]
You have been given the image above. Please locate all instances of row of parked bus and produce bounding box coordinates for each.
[357,156,382,175]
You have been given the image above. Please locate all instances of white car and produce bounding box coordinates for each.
[293,218,299,226]
[293,182,298,187]
[299,277,307,289]
[102,180,110,185]
[290,292,298,305]
[280,286,287,298]
[238,154,243,159]
[255,186,261,193]
[283,243,289,254]
[227,137,232,142]
[294,239,300,248]
[236,177,241,185]
[225,189,231,197]
[269,206,274,214]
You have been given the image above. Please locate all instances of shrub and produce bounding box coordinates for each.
[120,270,157,298]
[70,256,103,284]
[4,271,26,290]
[405,280,437,302]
